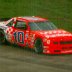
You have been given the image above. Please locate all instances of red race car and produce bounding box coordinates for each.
[0,16,72,54]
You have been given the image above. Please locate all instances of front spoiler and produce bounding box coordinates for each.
[43,49,72,54]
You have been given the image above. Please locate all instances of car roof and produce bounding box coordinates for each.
[17,16,47,22]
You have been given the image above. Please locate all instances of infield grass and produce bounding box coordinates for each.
[0,0,72,32]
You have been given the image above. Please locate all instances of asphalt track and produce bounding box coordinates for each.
[0,44,72,72]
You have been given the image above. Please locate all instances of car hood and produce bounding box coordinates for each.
[32,29,72,38]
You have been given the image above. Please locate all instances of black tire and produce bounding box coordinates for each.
[0,30,6,44]
[34,38,43,54]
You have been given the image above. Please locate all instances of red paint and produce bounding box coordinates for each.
[4,16,72,54]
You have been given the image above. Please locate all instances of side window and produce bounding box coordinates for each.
[15,21,27,30]
[6,20,14,27]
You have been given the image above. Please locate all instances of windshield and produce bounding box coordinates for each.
[29,21,57,30]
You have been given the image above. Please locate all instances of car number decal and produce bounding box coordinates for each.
[14,31,24,44]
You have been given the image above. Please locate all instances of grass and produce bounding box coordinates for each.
[0,0,72,32]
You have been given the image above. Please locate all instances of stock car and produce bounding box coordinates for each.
[0,16,72,54]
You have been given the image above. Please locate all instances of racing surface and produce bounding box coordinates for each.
[0,44,72,72]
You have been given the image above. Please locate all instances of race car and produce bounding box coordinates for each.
[0,16,72,54]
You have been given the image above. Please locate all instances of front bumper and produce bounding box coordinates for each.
[43,39,72,54]
[43,49,72,54]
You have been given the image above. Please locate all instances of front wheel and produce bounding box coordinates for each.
[34,38,43,54]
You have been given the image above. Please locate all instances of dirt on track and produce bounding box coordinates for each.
[0,44,72,72]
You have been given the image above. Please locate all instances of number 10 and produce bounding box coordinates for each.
[14,32,24,44]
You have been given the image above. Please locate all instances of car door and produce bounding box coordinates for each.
[5,18,15,43]
[13,20,28,46]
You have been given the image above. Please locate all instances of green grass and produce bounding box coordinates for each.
[0,0,72,32]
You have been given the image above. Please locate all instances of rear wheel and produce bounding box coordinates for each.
[0,30,5,44]
[34,38,43,54]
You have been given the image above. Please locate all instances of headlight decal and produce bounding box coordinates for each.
[47,40,50,44]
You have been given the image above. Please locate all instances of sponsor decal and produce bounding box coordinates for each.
[43,38,48,42]
[14,17,16,21]
[53,31,57,34]
[6,33,12,42]
[61,50,72,53]
[25,33,28,39]
[30,34,35,45]
[46,34,72,38]
[47,40,50,44]
[45,35,49,38]
[31,34,35,42]
[43,46,49,49]
[23,17,39,20]
[48,31,52,34]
